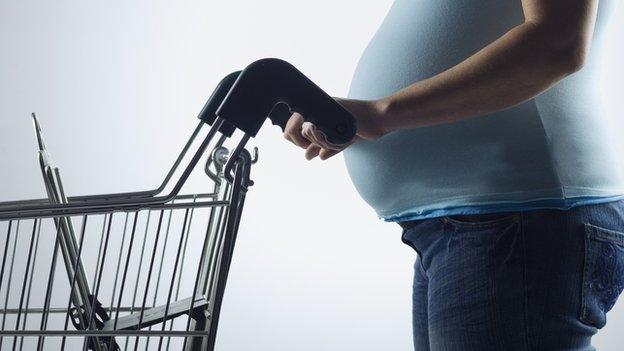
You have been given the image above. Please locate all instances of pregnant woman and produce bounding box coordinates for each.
[284,0,624,350]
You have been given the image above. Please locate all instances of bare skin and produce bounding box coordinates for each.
[283,0,599,160]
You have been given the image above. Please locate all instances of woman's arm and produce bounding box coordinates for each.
[375,0,599,133]
[286,0,599,160]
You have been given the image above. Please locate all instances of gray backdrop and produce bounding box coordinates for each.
[1,0,622,350]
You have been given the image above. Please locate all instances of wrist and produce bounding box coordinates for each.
[337,98,388,140]
[372,97,396,136]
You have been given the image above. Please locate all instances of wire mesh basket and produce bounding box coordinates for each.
[0,110,254,350]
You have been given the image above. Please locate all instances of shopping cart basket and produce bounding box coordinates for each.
[0,58,356,351]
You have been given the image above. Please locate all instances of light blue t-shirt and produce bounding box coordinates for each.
[344,0,624,222]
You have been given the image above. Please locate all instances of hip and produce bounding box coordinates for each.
[401,199,624,349]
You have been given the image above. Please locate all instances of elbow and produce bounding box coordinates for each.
[555,42,588,74]
[526,20,591,75]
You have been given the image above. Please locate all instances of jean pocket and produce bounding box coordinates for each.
[580,223,624,328]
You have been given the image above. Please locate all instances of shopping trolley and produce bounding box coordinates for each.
[0,58,356,350]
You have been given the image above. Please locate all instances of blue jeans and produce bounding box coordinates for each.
[399,199,624,350]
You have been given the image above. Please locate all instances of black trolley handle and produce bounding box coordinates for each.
[196,70,241,137]
[216,58,357,145]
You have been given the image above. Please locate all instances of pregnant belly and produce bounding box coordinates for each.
[342,102,560,216]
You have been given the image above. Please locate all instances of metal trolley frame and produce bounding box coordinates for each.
[0,58,356,351]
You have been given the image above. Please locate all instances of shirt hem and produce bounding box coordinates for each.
[379,187,624,222]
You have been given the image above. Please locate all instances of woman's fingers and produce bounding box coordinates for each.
[283,112,310,149]
[305,144,322,160]
[301,121,345,151]
[319,148,340,160]
[304,144,340,160]
[301,122,321,146]
[284,115,359,160]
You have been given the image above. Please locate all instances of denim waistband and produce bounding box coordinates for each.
[398,211,517,230]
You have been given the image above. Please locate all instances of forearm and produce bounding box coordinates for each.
[376,20,590,133]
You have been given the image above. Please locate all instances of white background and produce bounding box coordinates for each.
[0,0,622,350]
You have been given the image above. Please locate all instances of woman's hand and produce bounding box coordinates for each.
[282,98,388,160]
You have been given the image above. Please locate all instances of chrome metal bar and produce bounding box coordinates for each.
[176,202,196,302]
[157,208,190,350]
[0,200,228,223]
[154,207,175,308]
[0,120,206,210]
[0,221,13,313]
[137,210,165,330]
[12,220,39,351]
[203,187,231,297]
[203,188,231,299]
[41,157,94,337]
[85,214,113,332]
[18,219,41,351]
[182,186,227,351]
[2,307,141,315]
[0,220,20,346]
[108,212,139,351]
[167,198,196,350]
[60,216,103,351]
[124,210,151,350]
[37,221,62,351]
[0,330,209,337]
[103,296,208,332]
[131,211,152,317]
[112,213,139,330]
[181,221,213,351]
[184,154,250,351]
[0,119,224,221]
[109,212,129,320]
[182,180,230,351]
[128,210,165,351]
[144,204,175,350]
[52,168,85,283]
[205,154,251,351]
[81,214,111,351]
[90,215,108,289]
